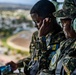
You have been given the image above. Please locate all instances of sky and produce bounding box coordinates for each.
[0,0,64,5]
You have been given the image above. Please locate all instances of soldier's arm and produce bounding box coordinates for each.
[29,31,38,55]
[17,56,31,68]
[62,41,76,74]
[17,31,38,68]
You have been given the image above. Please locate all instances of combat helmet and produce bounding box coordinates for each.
[63,0,76,10]
[53,7,76,32]
[54,0,76,19]
[54,0,76,31]
[53,7,76,20]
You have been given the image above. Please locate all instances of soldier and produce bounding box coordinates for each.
[30,0,66,75]
[39,0,76,75]
[51,5,76,75]
[30,0,66,71]
[6,0,65,75]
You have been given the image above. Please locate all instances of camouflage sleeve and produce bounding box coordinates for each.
[63,56,76,74]
[62,41,76,74]
[29,31,38,55]
[56,40,66,56]
[17,31,38,68]
[49,41,65,70]
[17,56,31,68]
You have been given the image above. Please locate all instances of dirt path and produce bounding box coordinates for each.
[7,31,33,51]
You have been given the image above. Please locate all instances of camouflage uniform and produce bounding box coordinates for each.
[63,0,76,10]
[16,31,39,75]
[54,38,76,75]
[36,30,65,75]
[52,0,76,74]
[29,31,38,56]
[16,25,65,74]
[17,29,65,75]
[54,8,76,19]
[62,43,76,75]
[39,31,65,69]
[17,31,38,68]
[39,38,76,75]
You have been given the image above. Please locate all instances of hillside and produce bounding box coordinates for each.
[0,3,32,10]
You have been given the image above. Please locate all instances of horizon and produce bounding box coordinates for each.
[0,0,64,5]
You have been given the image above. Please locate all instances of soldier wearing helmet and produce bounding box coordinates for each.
[51,1,76,75]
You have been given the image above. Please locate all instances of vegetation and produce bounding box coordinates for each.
[0,10,32,60]
[2,36,29,55]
